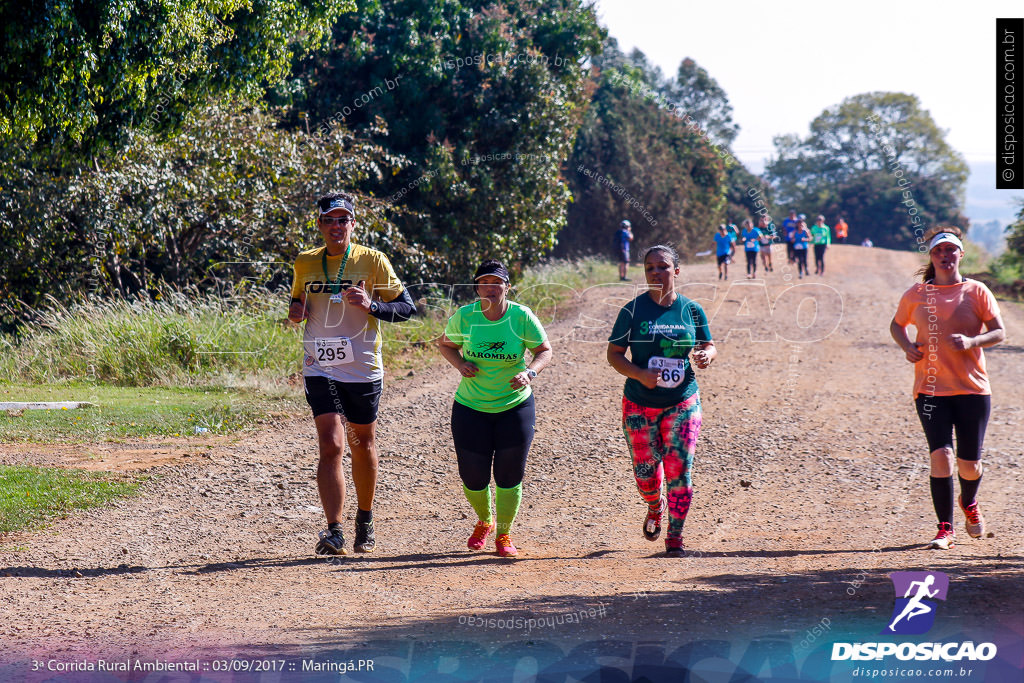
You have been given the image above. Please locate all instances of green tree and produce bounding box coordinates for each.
[996,204,1024,278]
[282,0,605,279]
[0,107,419,331]
[724,163,775,230]
[664,58,738,146]
[557,41,729,259]
[766,92,968,250]
[0,0,352,152]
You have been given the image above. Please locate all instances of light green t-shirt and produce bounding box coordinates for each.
[444,300,548,413]
[811,224,831,245]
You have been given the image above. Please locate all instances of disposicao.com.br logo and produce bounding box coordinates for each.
[831,571,998,662]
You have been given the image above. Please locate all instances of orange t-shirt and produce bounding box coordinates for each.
[893,279,1000,398]
[835,220,848,238]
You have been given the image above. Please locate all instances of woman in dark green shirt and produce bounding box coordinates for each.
[606,245,716,557]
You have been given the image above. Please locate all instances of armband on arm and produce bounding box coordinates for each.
[368,287,417,322]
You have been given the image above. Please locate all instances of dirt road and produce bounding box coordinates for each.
[2,245,1022,682]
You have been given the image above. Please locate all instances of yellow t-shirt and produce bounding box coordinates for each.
[893,279,1000,398]
[290,243,404,382]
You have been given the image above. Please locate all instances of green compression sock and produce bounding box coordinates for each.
[463,485,493,524]
[495,483,522,535]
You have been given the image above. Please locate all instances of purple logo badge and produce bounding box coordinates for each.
[883,571,949,635]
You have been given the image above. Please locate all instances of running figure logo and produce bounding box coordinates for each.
[476,341,506,351]
[883,571,949,635]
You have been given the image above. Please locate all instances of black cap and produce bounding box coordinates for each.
[473,261,510,283]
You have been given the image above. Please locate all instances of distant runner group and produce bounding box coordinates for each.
[288,192,1004,558]
[713,210,850,280]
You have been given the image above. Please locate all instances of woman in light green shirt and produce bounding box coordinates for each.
[438,260,552,557]
[811,215,831,275]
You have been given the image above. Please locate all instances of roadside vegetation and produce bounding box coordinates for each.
[1,258,618,435]
[0,465,140,534]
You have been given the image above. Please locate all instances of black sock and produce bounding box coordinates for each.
[327,522,344,533]
[930,476,954,525]
[356,508,373,523]
[959,474,982,507]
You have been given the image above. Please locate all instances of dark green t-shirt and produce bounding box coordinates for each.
[445,300,548,413]
[608,293,712,408]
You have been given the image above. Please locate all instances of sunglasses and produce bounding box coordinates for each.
[321,216,354,226]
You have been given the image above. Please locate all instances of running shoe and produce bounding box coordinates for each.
[315,528,347,556]
[643,495,666,542]
[467,521,495,550]
[928,522,955,550]
[958,496,986,539]
[354,518,375,553]
[495,533,518,557]
[665,538,685,558]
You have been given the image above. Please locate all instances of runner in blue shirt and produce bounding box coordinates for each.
[740,219,762,279]
[782,210,798,264]
[713,224,734,280]
[615,220,633,282]
[792,219,811,278]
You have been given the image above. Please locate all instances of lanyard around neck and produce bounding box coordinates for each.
[321,244,352,295]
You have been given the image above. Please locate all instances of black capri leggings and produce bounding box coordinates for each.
[914,394,991,461]
[451,394,535,490]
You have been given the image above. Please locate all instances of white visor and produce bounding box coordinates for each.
[928,233,964,252]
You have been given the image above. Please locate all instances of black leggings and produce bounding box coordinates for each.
[745,251,757,275]
[795,248,808,275]
[451,395,535,489]
[915,394,990,461]
[814,244,826,272]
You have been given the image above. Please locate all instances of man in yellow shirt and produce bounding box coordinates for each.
[288,192,417,555]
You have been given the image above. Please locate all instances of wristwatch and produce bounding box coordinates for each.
[526,369,537,380]
[369,301,379,315]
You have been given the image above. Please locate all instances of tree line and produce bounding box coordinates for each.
[2,0,1009,333]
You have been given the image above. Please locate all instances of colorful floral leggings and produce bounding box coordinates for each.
[621,394,702,540]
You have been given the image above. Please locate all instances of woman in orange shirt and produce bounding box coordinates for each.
[835,217,849,244]
[890,227,1005,549]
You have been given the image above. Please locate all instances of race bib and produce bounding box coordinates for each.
[746,239,757,249]
[314,337,354,367]
[648,356,687,389]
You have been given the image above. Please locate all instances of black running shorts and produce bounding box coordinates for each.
[303,375,382,424]
[914,394,991,461]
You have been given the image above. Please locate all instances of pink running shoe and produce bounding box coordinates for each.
[467,521,495,550]
[665,537,685,558]
[928,522,955,550]
[495,533,518,557]
[644,495,667,542]
[958,496,986,539]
